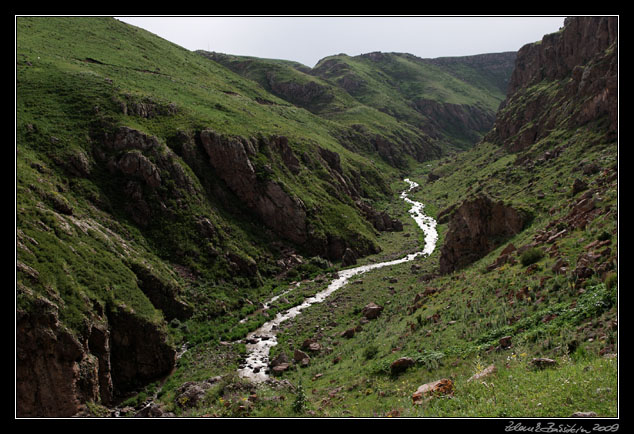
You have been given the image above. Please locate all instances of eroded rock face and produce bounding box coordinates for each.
[117,151,161,188]
[108,308,176,393]
[200,129,308,245]
[488,16,618,151]
[129,262,193,321]
[16,290,176,417]
[439,195,529,274]
[105,126,160,152]
[356,200,403,232]
[269,135,301,175]
[507,17,617,96]
[16,297,96,417]
[94,126,204,227]
[413,98,496,144]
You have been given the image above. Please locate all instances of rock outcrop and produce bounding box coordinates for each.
[129,262,193,321]
[266,72,334,111]
[17,295,104,417]
[199,129,381,263]
[200,129,309,245]
[107,308,175,393]
[16,290,175,417]
[355,200,403,232]
[439,195,530,274]
[487,16,618,151]
[93,125,204,227]
[413,98,496,144]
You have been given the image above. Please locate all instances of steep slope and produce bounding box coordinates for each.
[201,50,516,165]
[152,16,618,418]
[486,16,617,151]
[15,16,406,416]
[198,51,442,168]
[16,15,617,419]
[310,51,516,149]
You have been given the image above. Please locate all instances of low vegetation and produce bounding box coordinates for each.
[16,16,617,420]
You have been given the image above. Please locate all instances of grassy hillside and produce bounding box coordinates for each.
[118,20,616,419]
[311,51,515,149]
[202,50,516,159]
[16,16,410,409]
[146,136,617,417]
[16,16,617,420]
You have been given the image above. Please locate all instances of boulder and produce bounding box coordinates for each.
[572,178,589,195]
[176,381,212,409]
[271,363,290,375]
[390,357,415,374]
[499,336,513,349]
[301,339,321,352]
[270,353,290,368]
[467,364,496,383]
[531,358,557,369]
[340,328,356,339]
[439,195,529,274]
[412,379,455,404]
[361,302,384,320]
[571,411,598,418]
[294,349,310,365]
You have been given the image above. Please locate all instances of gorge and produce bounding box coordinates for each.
[16,16,618,419]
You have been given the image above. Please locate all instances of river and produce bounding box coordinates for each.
[237,178,438,383]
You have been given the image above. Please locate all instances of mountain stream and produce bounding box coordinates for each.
[237,178,438,383]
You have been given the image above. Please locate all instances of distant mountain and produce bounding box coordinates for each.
[201,50,517,155]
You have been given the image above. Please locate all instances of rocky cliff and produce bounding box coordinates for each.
[16,288,175,417]
[439,195,530,274]
[199,129,309,245]
[486,16,617,151]
[438,16,617,275]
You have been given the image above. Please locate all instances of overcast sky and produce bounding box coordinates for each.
[115,16,566,68]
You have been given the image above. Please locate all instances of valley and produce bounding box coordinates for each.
[15,16,618,420]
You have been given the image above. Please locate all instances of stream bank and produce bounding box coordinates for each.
[237,178,438,383]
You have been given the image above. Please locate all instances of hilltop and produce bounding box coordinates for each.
[201,50,516,155]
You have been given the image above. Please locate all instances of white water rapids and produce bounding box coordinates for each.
[237,178,438,383]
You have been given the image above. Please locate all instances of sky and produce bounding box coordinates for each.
[114,16,566,68]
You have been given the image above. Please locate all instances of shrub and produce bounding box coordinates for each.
[292,380,307,413]
[597,230,611,242]
[520,248,544,266]
[363,344,379,360]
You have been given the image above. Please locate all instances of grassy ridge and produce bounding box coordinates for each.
[16,16,616,419]
[204,50,515,159]
[16,16,403,341]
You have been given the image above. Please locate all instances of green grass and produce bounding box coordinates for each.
[16,16,413,336]
[17,16,617,419]
[157,115,617,417]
